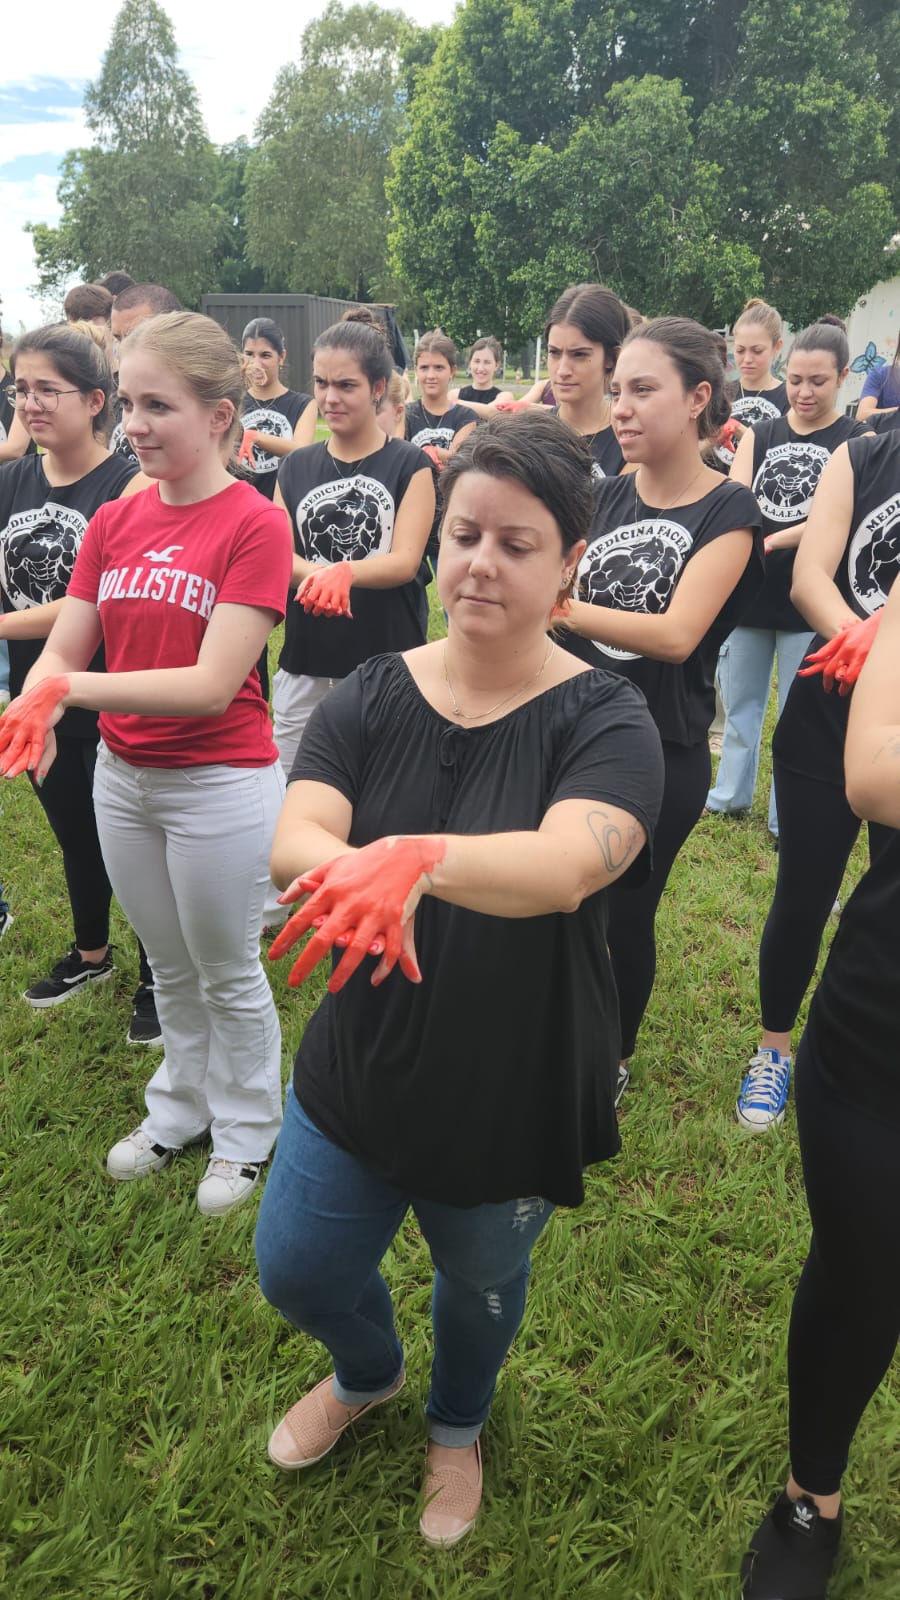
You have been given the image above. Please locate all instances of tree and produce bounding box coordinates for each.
[245,2,413,303]
[388,0,899,338]
[28,0,225,307]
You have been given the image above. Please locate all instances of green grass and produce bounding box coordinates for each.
[1,619,896,1600]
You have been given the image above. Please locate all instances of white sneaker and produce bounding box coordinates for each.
[107,1127,179,1180]
[196,1157,262,1216]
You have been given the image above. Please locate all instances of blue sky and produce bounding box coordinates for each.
[2,2,459,335]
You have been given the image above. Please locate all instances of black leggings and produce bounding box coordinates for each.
[759,762,893,1033]
[606,739,711,1060]
[788,1040,900,1494]
[30,733,150,982]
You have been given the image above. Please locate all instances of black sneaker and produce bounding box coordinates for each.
[24,945,114,1008]
[127,984,163,1046]
[741,1491,843,1598]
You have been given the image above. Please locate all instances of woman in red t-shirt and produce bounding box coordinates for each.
[0,312,293,1217]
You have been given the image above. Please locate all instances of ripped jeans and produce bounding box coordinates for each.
[255,1087,554,1446]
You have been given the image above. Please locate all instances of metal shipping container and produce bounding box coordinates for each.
[200,293,387,388]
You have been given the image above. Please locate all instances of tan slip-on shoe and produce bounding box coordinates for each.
[419,1437,483,1547]
[268,1370,406,1470]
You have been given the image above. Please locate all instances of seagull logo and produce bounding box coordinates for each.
[142,545,183,563]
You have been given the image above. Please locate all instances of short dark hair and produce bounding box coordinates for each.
[439,410,595,554]
[63,283,113,323]
[313,319,393,389]
[622,317,731,441]
[241,318,286,355]
[114,283,182,315]
[414,330,458,370]
[97,270,135,297]
[11,322,113,438]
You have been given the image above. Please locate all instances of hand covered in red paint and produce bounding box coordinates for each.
[268,834,446,993]
[494,399,532,414]
[237,429,258,466]
[0,674,69,778]
[798,611,882,695]
[421,444,443,470]
[296,562,354,618]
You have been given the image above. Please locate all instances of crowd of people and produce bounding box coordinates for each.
[0,270,897,1592]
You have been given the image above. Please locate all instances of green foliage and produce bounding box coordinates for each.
[389,0,900,338]
[27,0,231,309]
[245,2,412,303]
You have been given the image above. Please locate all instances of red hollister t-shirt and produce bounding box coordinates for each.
[67,478,292,767]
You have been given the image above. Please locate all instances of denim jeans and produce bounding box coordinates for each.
[707,626,813,836]
[0,639,9,699]
[255,1087,554,1446]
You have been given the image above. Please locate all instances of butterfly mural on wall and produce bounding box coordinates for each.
[850,341,888,376]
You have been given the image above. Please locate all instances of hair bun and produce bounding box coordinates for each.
[816,313,847,332]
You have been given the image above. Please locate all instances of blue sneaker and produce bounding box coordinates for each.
[736,1048,791,1130]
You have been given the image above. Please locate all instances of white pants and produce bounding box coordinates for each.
[263,669,335,925]
[94,745,286,1162]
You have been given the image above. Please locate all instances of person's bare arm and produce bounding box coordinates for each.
[844,582,900,826]
[565,528,755,663]
[790,444,859,636]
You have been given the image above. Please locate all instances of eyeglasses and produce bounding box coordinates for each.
[4,385,82,412]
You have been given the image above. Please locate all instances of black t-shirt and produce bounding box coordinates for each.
[729,382,790,426]
[773,430,900,786]
[405,401,476,451]
[240,389,312,501]
[741,414,866,631]
[288,655,664,1208]
[277,438,430,680]
[0,451,139,736]
[805,829,900,1124]
[108,387,140,467]
[561,475,763,745]
[552,410,623,479]
[457,384,501,404]
[872,407,900,436]
[0,380,14,447]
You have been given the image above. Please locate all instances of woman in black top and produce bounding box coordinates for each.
[744,427,900,1129]
[254,411,663,1549]
[545,283,631,478]
[405,331,477,465]
[741,581,900,1600]
[729,298,790,426]
[238,319,317,502]
[0,323,156,1038]
[561,317,762,1092]
[450,336,513,418]
[708,318,865,841]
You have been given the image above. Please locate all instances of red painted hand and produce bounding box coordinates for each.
[798,611,882,695]
[268,835,446,993]
[237,430,259,466]
[421,444,443,470]
[494,399,532,414]
[296,562,354,618]
[0,674,70,778]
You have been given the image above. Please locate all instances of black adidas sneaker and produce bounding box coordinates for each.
[741,1490,843,1598]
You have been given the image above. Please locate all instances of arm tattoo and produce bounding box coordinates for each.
[586,808,644,875]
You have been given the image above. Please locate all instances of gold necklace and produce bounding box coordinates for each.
[443,640,554,722]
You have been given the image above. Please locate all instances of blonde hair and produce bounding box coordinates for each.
[124,311,244,447]
[734,297,783,346]
[382,370,410,407]
[67,318,110,355]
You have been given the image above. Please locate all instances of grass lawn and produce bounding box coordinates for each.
[1,608,896,1599]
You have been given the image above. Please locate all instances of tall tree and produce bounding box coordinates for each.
[389,0,899,338]
[244,2,413,303]
[28,0,224,308]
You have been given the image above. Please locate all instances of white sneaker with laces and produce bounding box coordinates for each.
[107,1127,179,1180]
[197,1157,262,1216]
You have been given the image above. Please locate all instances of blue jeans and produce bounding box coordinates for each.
[0,640,9,698]
[707,626,813,836]
[255,1087,554,1447]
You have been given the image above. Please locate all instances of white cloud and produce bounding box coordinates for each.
[3,2,459,332]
